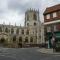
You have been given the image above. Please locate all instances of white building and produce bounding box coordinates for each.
[0,9,44,48]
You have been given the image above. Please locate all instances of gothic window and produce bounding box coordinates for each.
[39,36,41,39]
[25,37,28,43]
[34,22,36,26]
[33,13,37,20]
[16,28,19,34]
[13,35,16,42]
[36,36,37,39]
[47,26,51,32]
[27,23,29,26]
[19,37,22,42]
[11,28,14,34]
[5,27,8,33]
[35,30,37,33]
[0,38,5,43]
[8,29,10,33]
[27,15,29,21]
[0,27,2,32]
[26,30,29,35]
[30,37,33,42]
[21,29,24,34]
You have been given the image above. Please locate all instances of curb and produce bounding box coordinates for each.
[40,52,60,55]
[37,49,60,55]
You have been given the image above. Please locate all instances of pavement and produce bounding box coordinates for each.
[0,48,60,60]
[37,48,60,55]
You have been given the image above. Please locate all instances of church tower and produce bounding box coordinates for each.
[25,8,40,27]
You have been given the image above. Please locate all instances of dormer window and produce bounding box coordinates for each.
[46,14,50,19]
[53,12,57,18]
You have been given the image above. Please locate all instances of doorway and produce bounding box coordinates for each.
[0,38,5,47]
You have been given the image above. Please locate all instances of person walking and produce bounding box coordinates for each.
[51,37,56,52]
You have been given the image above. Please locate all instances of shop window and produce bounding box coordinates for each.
[47,26,51,32]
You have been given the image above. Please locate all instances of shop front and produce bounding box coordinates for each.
[46,31,60,49]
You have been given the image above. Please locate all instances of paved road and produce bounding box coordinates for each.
[0,48,60,60]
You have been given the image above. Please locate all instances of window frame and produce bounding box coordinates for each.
[53,12,57,18]
[46,14,50,19]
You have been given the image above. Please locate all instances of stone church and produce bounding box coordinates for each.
[0,9,44,48]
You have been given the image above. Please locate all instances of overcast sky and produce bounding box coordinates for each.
[0,0,60,26]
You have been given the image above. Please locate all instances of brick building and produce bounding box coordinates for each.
[43,4,60,48]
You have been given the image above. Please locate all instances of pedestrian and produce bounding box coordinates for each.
[51,37,56,52]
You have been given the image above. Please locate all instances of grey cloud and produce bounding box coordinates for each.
[0,0,60,25]
[8,0,41,14]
